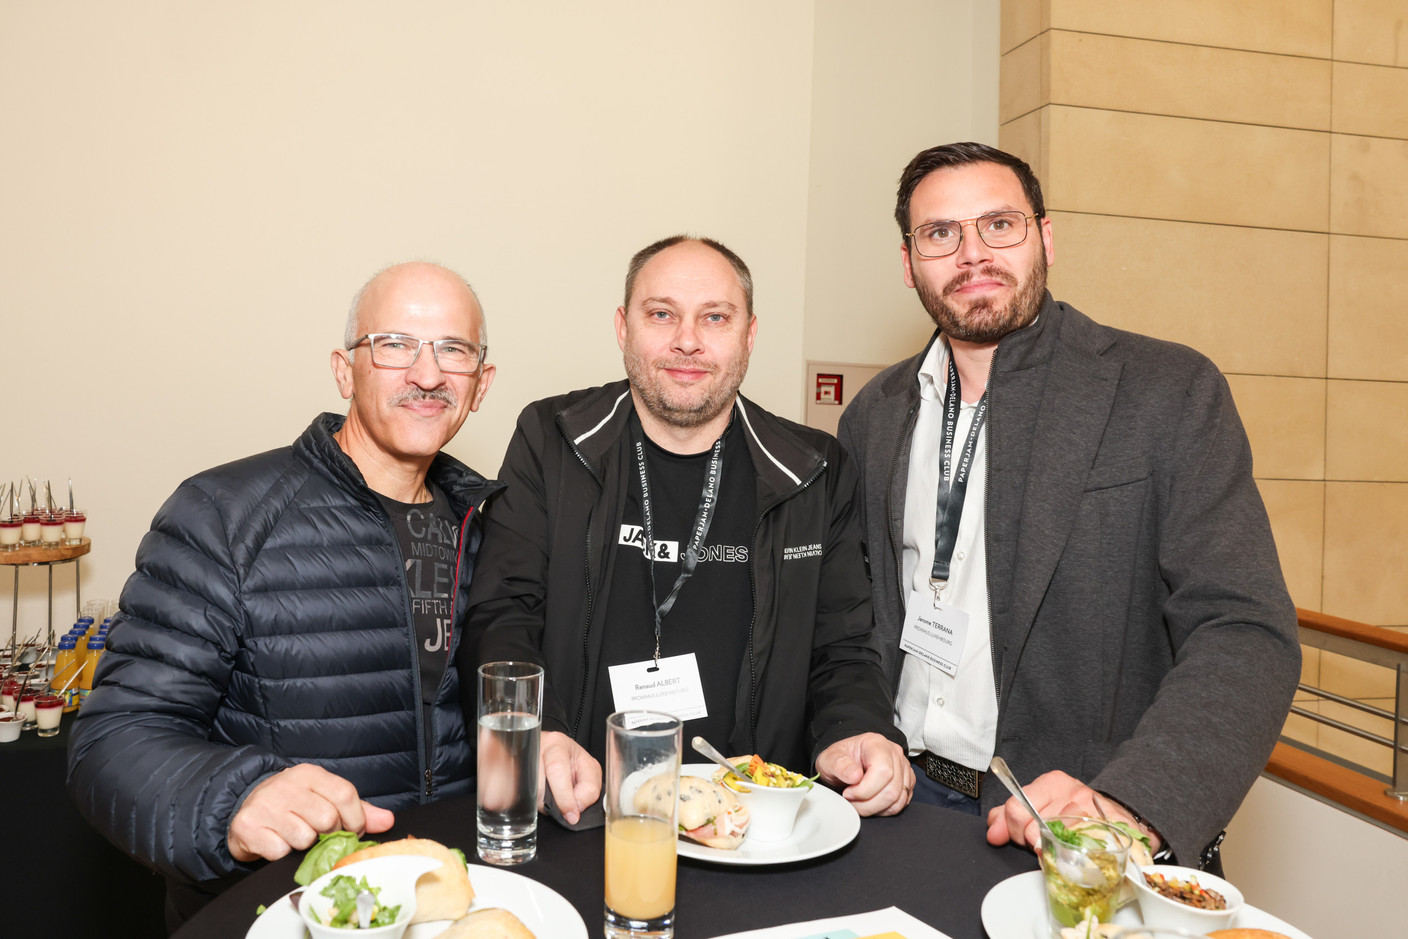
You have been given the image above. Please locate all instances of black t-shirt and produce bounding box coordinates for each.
[375,484,460,713]
[588,414,755,762]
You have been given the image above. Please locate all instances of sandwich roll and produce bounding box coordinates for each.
[333,835,474,923]
[633,774,751,849]
[431,908,536,938]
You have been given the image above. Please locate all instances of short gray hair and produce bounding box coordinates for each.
[343,263,488,354]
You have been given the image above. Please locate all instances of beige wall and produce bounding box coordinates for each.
[999,0,1408,634]
[1,2,996,626]
[803,0,1000,373]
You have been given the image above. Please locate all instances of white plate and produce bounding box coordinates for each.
[674,763,860,866]
[246,862,587,938]
[705,905,953,938]
[979,870,1313,939]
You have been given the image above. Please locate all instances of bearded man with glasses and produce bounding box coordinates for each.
[839,142,1299,873]
[68,262,500,929]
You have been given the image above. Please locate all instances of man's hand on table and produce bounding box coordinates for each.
[540,730,602,825]
[816,732,915,816]
[985,769,1161,853]
[227,763,394,863]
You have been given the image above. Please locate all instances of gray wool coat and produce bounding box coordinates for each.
[838,294,1300,863]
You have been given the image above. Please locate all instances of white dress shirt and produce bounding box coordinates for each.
[894,337,998,771]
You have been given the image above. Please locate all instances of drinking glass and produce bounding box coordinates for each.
[40,512,64,545]
[0,516,20,550]
[603,710,681,939]
[476,661,543,865]
[63,509,86,544]
[21,512,41,545]
[35,694,63,736]
[17,690,38,729]
[1038,815,1134,937]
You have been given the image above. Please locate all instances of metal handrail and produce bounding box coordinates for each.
[1290,608,1408,800]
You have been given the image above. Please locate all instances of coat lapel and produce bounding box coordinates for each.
[998,339,1122,691]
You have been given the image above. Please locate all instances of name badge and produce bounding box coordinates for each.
[608,653,708,720]
[899,589,970,677]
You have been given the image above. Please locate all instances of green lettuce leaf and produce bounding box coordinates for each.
[293,830,380,886]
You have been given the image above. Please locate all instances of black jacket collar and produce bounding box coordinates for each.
[555,380,825,505]
[296,412,502,514]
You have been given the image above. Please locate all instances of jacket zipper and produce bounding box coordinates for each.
[573,505,596,739]
[564,439,601,740]
[745,460,827,753]
[370,501,434,802]
[428,504,476,800]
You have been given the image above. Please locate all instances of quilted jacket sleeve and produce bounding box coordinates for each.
[66,482,292,884]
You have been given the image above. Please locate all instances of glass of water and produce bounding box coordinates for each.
[476,661,544,865]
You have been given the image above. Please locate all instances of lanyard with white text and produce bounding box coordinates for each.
[931,352,988,593]
[630,411,726,667]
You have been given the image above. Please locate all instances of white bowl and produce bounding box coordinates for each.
[298,854,441,939]
[1128,863,1243,933]
[725,775,810,842]
[0,710,20,743]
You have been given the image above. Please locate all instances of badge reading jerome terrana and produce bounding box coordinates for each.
[899,590,970,677]
[608,653,708,720]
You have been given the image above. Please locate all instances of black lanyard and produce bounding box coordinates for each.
[630,412,726,667]
[931,352,988,590]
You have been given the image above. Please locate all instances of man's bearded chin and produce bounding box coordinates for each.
[917,251,1048,344]
[624,349,747,429]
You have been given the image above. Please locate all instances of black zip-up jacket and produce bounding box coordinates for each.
[464,381,902,774]
[67,413,500,886]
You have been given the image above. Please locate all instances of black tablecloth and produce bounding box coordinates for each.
[175,796,1037,939]
[2,712,168,936]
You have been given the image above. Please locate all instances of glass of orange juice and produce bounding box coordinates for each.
[604,710,681,939]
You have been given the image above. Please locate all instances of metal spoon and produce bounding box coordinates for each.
[355,889,375,928]
[690,736,743,778]
[988,756,1056,843]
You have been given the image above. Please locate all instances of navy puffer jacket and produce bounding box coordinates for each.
[66,413,499,884]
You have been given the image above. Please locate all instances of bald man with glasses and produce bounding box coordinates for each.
[68,262,500,928]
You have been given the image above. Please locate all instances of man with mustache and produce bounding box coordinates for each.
[465,236,913,825]
[69,262,499,926]
[839,143,1299,869]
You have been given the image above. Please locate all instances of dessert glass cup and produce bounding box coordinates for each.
[17,691,38,729]
[35,694,63,736]
[64,510,86,544]
[40,513,64,545]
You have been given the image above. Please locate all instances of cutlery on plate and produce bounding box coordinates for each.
[690,736,743,778]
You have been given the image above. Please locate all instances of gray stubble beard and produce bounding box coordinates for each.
[623,349,749,430]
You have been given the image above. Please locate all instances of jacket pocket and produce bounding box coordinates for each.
[1084,456,1150,492]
